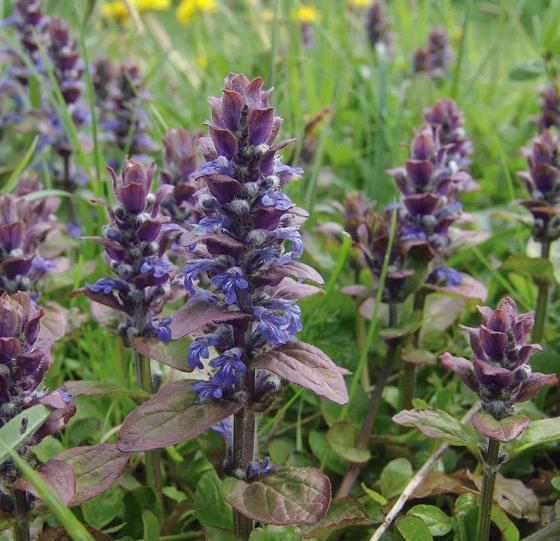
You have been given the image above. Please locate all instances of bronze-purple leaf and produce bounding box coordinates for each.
[171,301,248,339]
[253,340,349,405]
[13,459,76,505]
[302,497,371,538]
[426,274,488,301]
[130,336,192,372]
[472,412,530,443]
[54,444,130,506]
[222,467,331,526]
[64,380,149,399]
[117,380,242,452]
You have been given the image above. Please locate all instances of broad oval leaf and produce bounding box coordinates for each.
[326,421,370,463]
[396,515,433,541]
[425,274,487,301]
[393,409,479,449]
[13,460,76,505]
[131,336,192,372]
[505,416,560,457]
[472,412,529,443]
[253,340,349,405]
[118,380,242,452]
[54,444,130,506]
[222,467,331,526]
[301,497,371,538]
[195,470,233,530]
[171,301,249,339]
[408,504,453,536]
[380,458,412,499]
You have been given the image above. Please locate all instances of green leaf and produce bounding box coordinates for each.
[508,60,545,81]
[502,256,556,285]
[552,476,560,492]
[380,458,413,499]
[505,416,560,457]
[309,430,347,474]
[361,483,388,505]
[393,409,479,451]
[204,528,241,541]
[454,493,478,541]
[81,488,122,530]
[0,441,95,541]
[249,525,301,540]
[491,506,519,541]
[396,515,434,541]
[195,470,233,531]
[0,404,51,465]
[301,497,371,537]
[222,467,331,526]
[142,510,160,541]
[326,421,371,463]
[408,505,453,536]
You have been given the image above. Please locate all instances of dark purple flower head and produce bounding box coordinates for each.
[247,456,277,479]
[424,99,474,177]
[442,297,557,421]
[518,129,560,241]
[77,159,179,342]
[413,27,452,79]
[99,60,158,162]
[387,123,468,263]
[0,291,75,445]
[0,194,57,293]
[332,191,376,244]
[160,128,201,225]
[365,1,393,57]
[537,83,560,130]
[179,73,320,401]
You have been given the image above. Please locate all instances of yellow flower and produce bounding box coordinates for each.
[135,0,171,10]
[349,0,370,6]
[295,5,320,24]
[177,0,217,24]
[262,8,275,22]
[196,54,208,69]
[101,1,129,21]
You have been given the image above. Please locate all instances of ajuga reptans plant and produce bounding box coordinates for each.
[117,73,348,539]
[441,298,557,541]
[365,1,393,58]
[0,291,76,540]
[413,27,452,80]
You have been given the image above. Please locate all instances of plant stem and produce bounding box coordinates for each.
[134,351,162,515]
[533,239,551,342]
[357,313,370,390]
[476,438,501,541]
[11,489,30,541]
[521,519,560,541]
[336,303,400,498]
[233,370,257,540]
[401,290,426,410]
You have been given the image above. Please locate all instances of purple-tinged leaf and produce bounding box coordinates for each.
[54,444,130,506]
[70,288,125,312]
[515,372,558,402]
[254,340,349,405]
[472,412,530,443]
[13,460,76,505]
[222,467,331,526]
[130,336,192,372]
[118,381,242,452]
[180,232,244,250]
[301,497,371,538]
[326,421,370,463]
[171,302,248,339]
[38,302,68,347]
[504,416,560,457]
[341,285,371,297]
[261,262,324,285]
[64,380,149,399]
[440,353,478,392]
[393,409,479,449]
[266,278,322,301]
[426,274,488,301]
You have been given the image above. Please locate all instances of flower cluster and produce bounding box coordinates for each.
[442,297,557,422]
[388,122,471,286]
[332,191,376,244]
[102,0,171,21]
[79,160,179,343]
[413,27,452,79]
[365,1,393,57]
[96,60,158,163]
[537,83,560,130]
[176,0,217,24]
[0,193,58,294]
[159,128,201,225]
[179,73,314,403]
[518,129,560,242]
[424,99,474,175]
[0,292,75,509]
[45,18,89,158]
